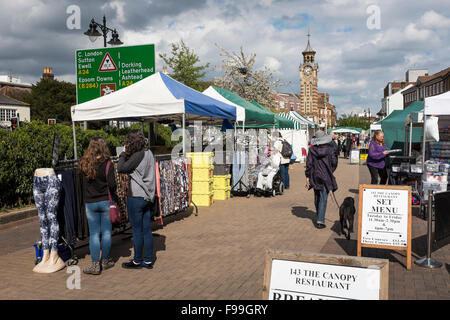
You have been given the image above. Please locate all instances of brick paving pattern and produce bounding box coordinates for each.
[0,158,448,299]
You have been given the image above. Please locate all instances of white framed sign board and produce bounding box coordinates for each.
[350,149,360,164]
[262,250,389,300]
[357,184,412,270]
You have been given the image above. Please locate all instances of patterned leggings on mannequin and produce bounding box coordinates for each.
[33,174,62,251]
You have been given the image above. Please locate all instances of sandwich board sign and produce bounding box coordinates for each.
[350,149,360,164]
[262,250,389,300]
[75,44,155,104]
[357,185,412,269]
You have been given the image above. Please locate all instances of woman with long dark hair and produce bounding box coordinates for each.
[79,137,116,275]
[118,130,156,269]
[367,130,389,184]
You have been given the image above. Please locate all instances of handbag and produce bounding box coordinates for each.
[106,160,121,224]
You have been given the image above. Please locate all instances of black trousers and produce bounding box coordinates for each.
[367,164,388,185]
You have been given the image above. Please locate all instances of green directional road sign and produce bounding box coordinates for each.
[75,44,155,104]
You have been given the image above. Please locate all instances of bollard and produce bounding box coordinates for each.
[415,190,442,269]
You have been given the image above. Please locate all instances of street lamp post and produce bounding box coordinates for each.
[84,15,123,48]
[82,15,123,130]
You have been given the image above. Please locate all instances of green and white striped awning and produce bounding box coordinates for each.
[289,111,319,129]
[278,112,306,130]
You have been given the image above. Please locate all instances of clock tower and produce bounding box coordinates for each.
[299,32,319,121]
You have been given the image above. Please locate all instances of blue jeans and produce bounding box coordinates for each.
[127,197,153,264]
[280,163,290,189]
[85,201,112,262]
[314,188,329,224]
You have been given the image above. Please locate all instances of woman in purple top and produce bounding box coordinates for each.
[367,130,389,184]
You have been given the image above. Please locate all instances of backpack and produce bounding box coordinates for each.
[281,139,293,158]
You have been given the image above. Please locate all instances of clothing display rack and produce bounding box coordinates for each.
[154,154,198,217]
[231,132,262,197]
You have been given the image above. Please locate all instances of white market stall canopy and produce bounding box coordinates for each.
[424,90,450,115]
[331,128,361,134]
[71,72,238,123]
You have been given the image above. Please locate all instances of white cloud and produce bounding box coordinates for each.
[404,23,434,42]
[263,57,282,73]
[419,10,450,29]
[319,78,368,90]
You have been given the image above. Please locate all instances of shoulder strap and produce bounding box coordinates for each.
[105,160,113,204]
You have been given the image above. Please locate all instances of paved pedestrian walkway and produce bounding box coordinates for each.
[0,159,448,299]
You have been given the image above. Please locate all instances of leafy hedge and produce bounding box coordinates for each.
[0,121,176,208]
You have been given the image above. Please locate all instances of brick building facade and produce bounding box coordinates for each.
[403,67,450,108]
[272,92,302,112]
[317,93,336,127]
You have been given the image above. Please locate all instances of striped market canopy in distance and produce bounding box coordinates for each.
[277,112,305,130]
[250,101,296,129]
[289,111,319,128]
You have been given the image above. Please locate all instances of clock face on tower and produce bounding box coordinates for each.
[304,66,312,76]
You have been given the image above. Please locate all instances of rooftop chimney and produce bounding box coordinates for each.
[42,67,54,80]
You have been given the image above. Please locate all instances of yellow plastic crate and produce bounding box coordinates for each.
[192,165,214,181]
[192,178,213,194]
[191,192,214,207]
[186,152,214,167]
[213,174,231,189]
[213,187,231,201]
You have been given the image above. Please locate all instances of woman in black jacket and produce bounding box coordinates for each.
[305,131,338,229]
[79,138,116,275]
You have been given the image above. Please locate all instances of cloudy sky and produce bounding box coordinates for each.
[1,0,449,116]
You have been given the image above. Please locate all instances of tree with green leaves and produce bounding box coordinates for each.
[159,40,210,91]
[23,78,76,123]
[336,116,370,130]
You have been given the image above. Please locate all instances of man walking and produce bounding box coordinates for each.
[275,132,291,190]
[344,135,352,159]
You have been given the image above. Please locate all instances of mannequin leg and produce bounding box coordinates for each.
[33,249,49,273]
[39,175,65,273]
[39,250,66,273]
[33,177,51,273]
